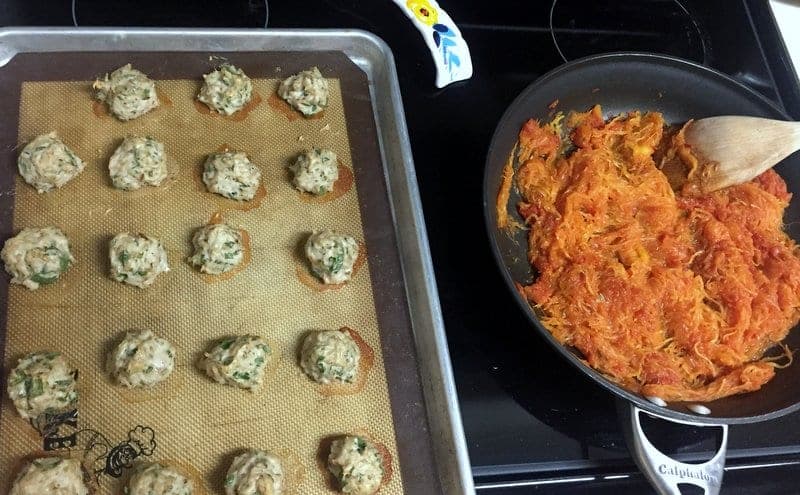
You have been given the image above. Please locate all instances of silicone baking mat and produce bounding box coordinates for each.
[0,51,439,494]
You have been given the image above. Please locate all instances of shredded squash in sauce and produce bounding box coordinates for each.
[509,105,800,402]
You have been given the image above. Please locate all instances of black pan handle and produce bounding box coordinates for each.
[622,403,728,495]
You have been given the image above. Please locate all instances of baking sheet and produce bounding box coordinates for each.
[0,51,440,494]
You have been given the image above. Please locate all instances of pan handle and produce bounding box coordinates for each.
[623,403,728,495]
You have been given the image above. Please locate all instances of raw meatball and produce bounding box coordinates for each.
[10,457,87,495]
[300,329,360,384]
[18,132,85,193]
[305,231,359,284]
[92,64,158,120]
[328,436,383,495]
[203,151,261,201]
[109,233,170,288]
[197,64,253,115]
[108,136,167,190]
[289,148,338,195]
[7,352,78,420]
[278,67,329,116]
[126,462,193,495]
[202,335,271,391]
[188,223,244,275]
[1,227,74,290]
[93,64,159,121]
[224,450,284,495]
[109,329,176,388]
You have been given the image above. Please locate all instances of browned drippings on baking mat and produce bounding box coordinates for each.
[0,52,439,494]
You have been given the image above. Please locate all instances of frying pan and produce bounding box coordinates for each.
[482,53,800,494]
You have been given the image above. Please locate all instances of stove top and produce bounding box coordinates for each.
[3,1,800,493]
[549,0,707,64]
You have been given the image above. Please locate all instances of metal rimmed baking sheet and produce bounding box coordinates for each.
[0,28,472,495]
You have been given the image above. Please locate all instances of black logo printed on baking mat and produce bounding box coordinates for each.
[33,409,157,481]
[83,425,156,479]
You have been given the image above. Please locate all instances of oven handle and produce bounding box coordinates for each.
[621,403,728,495]
[390,0,473,88]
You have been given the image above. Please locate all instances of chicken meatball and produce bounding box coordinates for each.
[7,352,78,420]
[1,227,74,290]
[224,450,284,495]
[300,329,360,384]
[328,436,384,495]
[305,231,359,284]
[197,64,253,115]
[188,223,244,275]
[10,457,87,495]
[109,233,170,288]
[277,67,329,116]
[289,148,338,195]
[202,335,271,390]
[109,329,176,388]
[108,136,168,190]
[126,462,193,495]
[93,64,159,121]
[202,151,261,201]
[18,132,85,193]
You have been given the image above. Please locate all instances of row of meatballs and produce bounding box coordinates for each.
[1,226,359,290]
[93,62,328,121]
[19,134,339,201]
[11,438,384,495]
[9,328,361,417]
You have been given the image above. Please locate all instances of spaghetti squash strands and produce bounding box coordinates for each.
[511,105,800,402]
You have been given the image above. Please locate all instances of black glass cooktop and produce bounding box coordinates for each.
[3,1,800,493]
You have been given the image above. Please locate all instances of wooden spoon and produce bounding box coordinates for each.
[683,116,800,192]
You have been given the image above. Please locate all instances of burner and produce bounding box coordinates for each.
[72,0,268,28]
[549,0,707,64]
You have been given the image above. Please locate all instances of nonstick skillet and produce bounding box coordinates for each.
[483,53,800,494]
